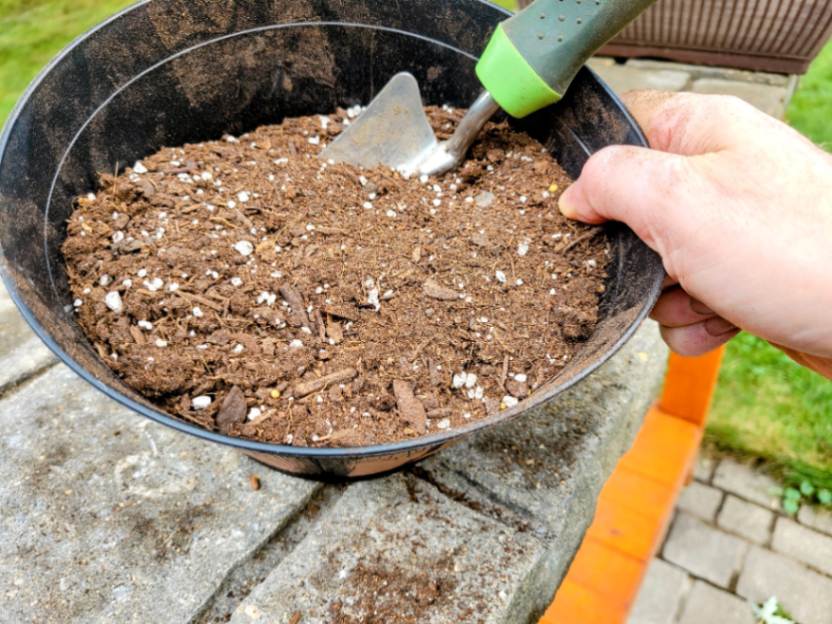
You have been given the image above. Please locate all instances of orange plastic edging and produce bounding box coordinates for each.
[540,347,725,624]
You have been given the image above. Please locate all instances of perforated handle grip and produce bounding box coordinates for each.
[476,0,657,117]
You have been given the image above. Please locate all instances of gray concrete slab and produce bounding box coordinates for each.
[0,364,321,624]
[229,474,547,624]
[0,281,57,392]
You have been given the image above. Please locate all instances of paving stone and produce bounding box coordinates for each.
[690,78,792,118]
[772,517,832,577]
[0,364,321,624]
[678,581,754,624]
[798,505,832,536]
[676,481,723,522]
[713,458,781,510]
[663,512,748,588]
[417,322,667,605]
[718,495,774,545]
[229,474,546,624]
[0,281,57,392]
[693,452,717,483]
[737,546,832,624]
[588,58,691,94]
[626,59,794,87]
[627,559,690,624]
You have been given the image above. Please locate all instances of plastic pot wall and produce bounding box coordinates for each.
[0,0,663,478]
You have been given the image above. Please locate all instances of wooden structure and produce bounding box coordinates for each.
[540,347,726,623]
[512,0,832,74]
[602,0,832,74]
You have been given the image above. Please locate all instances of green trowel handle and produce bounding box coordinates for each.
[476,0,657,118]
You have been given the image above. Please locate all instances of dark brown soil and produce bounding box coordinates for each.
[62,106,609,448]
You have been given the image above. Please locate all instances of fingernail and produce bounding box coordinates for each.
[689,298,714,316]
[558,191,578,219]
[704,317,738,336]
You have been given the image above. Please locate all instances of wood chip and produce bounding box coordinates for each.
[422,278,459,301]
[292,368,357,398]
[288,612,302,624]
[325,317,344,344]
[321,304,359,322]
[129,325,145,345]
[393,379,427,433]
[278,284,310,327]
[216,385,247,433]
[505,379,529,399]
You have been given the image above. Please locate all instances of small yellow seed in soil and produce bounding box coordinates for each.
[548,183,559,193]
[270,389,281,399]
[499,402,508,411]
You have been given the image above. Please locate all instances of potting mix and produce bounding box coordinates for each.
[62,106,610,447]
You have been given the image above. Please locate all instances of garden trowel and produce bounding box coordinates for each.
[322,0,657,177]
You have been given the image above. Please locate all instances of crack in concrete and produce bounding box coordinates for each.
[189,484,345,624]
[0,359,59,401]
[410,463,539,536]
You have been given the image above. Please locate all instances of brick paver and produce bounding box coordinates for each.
[677,581,754,624]
[772,517,832,577]
[634,454,832,624]
[676,482,723,522]
[718,495,774,545]
[663,512,748,589]
[627,559,690,624]
[737,546,832,624]
[798,505,832,537]
[712,458,781,510]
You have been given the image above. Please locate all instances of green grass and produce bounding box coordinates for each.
[1,3,831,483]
[0,0,131,122]
[787,39,832,150]
[708,334,832,480]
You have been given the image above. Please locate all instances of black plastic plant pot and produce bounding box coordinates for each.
[0,0,663,479]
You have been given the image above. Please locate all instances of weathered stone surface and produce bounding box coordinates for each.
[676,482,723,522]
[713,458,781,510]
[0,364,320,624]
[0,281,57,391]
[798,504,832,536]
[737,546,832,624]
[0,334,57,393]
[588,58,691,94]
[663,512,748,588]
[693,452,717,483]
[690,78,792,118]
[772,517,832,577]
[627,559,690,624]
[717,495,773,545]
[419,322,667,606]
[678,581,754,624]
[230,475,546,624]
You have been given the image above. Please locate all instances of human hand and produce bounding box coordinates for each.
[558,91,832,378]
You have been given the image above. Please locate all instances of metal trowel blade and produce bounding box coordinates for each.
[321,72,438,172]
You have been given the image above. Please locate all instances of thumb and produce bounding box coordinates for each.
[558,144,694,251]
